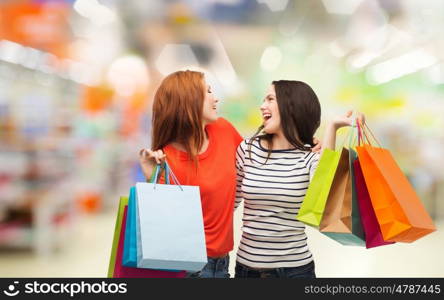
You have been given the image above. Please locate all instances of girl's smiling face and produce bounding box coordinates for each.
[260,84,281,134]
[202,81,219,125]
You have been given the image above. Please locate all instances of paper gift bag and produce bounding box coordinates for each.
[122,187,137,267]
[296,148,342,227]
[356,122,436,243]
[113,206,186,278]
[123,165,163,267]
[353,159,394,248]
[319,148,366,246]
[135,162,207,271]
[107,196,128,277]
[123,168,181,272]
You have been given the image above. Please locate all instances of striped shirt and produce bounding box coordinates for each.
[235,137,320,269]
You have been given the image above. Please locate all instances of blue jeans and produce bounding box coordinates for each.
[234,261,316,278]
[186,256,230,278]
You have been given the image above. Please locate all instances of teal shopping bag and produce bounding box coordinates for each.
[122,187,137,267]
[135,161,207,272]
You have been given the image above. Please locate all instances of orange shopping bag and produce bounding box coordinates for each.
[355,122,436,243]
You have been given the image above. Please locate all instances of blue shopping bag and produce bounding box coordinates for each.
[135,161,207,272]
[122,165,181,271]
[122,187,137,267]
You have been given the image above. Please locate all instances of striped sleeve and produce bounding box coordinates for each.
[234,140,246,210]
[307,152,320,181]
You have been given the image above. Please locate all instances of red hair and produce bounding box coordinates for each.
[151,70,206,163]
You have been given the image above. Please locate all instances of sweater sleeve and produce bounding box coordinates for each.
[305,152,320,181]
[234,140,246,210]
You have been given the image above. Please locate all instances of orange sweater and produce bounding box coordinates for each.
[163,118,243,257]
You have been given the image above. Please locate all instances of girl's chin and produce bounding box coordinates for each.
[263,127,276,134]
[204,115,218,124]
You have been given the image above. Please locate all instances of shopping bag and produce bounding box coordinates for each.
[122,187,137,267]
[356,124,436,242]
[296,148,342,227]
[136,161,207,271]
[353,159,394,248]
[107,196,128,277]
[113,206,186,278]
[319,148,366,246]
[122,168,181,272]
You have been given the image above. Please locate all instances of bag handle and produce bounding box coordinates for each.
[348,118,359,149]
[149,164,170,184]
[150,160,184,191]
[357,119,382,148]
[338,121,355,150]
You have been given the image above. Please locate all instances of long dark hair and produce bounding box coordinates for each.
[248,80,321,163]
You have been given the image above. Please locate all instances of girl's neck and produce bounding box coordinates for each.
[171,129,209,154]
[270,132,293,150]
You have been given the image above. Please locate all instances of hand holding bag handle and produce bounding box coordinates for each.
[150,160,184,191]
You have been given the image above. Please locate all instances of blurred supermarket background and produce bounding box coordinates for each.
[0,0,443,277]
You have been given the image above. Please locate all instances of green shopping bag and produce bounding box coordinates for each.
[296,148,342,227]
[107,196,129,277]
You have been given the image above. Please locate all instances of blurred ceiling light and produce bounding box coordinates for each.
[21,47,43,70]
[347,51,381,70]
[59,59,97,86]
[209,36,238,87]
[346,25,412,71]
[73,0,117,26]
[37,53,57,74]
[68,60,92,85]
[257,0,289,12]
[0,40,24,64]
[366,49,438,85]
[107,55,149,97]
[322,0,363,15]
[155,44,199,76]
[260,46,282,71]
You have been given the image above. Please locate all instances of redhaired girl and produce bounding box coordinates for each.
[139,70,242,278]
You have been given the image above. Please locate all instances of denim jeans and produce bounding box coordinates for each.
[186,256,230,278]
[234,261,316,278]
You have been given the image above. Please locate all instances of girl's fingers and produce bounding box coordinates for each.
[139,148,166,165]
[157,150,166,162]
[139,149,150,158]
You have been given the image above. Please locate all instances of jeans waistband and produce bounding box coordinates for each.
[237,260,314,272]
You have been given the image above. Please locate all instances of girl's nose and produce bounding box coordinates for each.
[260,102,267,111]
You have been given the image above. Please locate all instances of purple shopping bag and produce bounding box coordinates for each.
[353,160,395,249]
[113,206,187,278]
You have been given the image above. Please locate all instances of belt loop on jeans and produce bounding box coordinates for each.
[276,268,285,278]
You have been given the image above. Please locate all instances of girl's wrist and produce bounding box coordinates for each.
[327,120,340,131]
